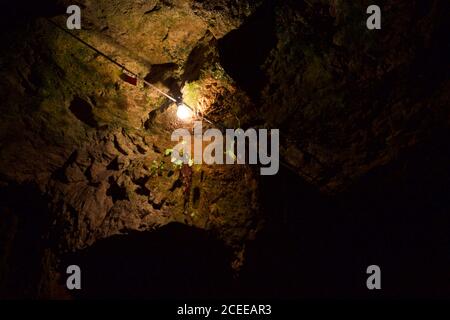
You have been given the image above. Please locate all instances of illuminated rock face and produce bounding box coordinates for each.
[6,1,244,299]
[0,0,449,298]
[0,0,263,298]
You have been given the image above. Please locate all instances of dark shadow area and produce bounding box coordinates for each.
[0,183,51,299]
[182,31,217,83]
[240,127,450,299]
[218,0,277,100]
[62,223,234,299]
[143,63,182,129]
[333,127,450,299]
[406,1,450,100]
[69,96,98,128]
[0,1,65,28]
[240,167,353,298]
[144,63,181,99]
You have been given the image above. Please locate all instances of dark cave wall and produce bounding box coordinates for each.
[218,0,450,191]
[0,184,52,298]
[0,0,449,299]
[243,130,450,298]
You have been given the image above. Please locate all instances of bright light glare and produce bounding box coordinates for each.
[176,103,193,121]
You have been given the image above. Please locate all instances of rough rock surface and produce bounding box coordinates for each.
[258,0,450,191]
[0,0,262,298]
[0,0,449,298]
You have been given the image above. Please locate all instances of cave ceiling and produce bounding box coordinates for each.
[0,0,449,298]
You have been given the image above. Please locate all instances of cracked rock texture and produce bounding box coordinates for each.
[0,0,449,298]
[0,0,262,298]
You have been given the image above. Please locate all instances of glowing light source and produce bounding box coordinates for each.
[176,103,193,121]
